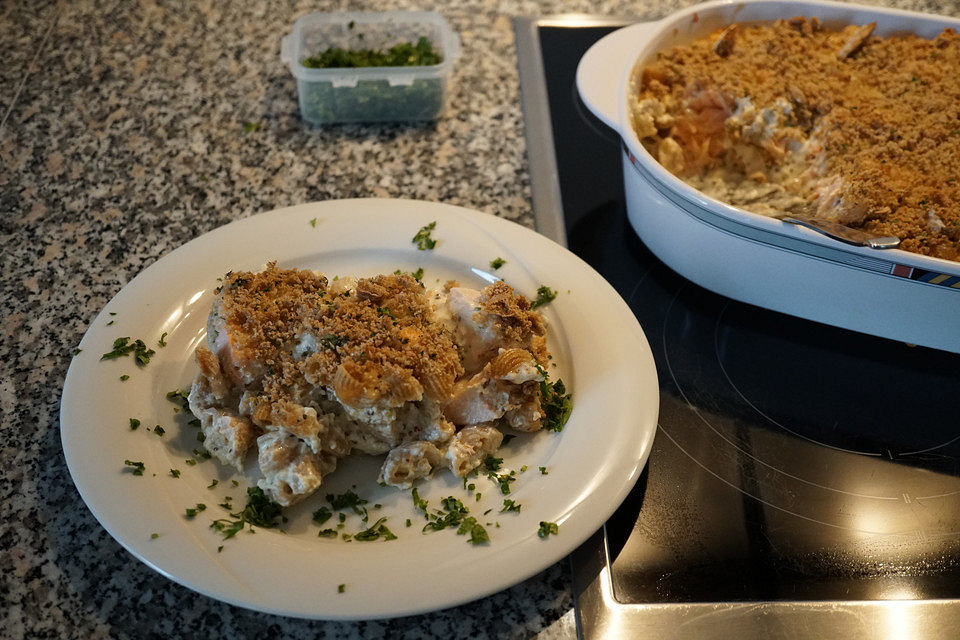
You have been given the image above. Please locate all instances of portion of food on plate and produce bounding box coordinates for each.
[630,17,960,260]
[187,263,563,506]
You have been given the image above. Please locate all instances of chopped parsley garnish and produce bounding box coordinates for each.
[240,487,284,527]
[538,521,559,538]
[302,37,442,69]
[482,456,516,494]
[354,517,398,542]
[529,285,557,309]
[73,348,82,356]
[493,470,516,495]
[423,496,470,533]
[377,306,396,321]
[412,267,424,282]
[119,374,129,381]
[501,499,522,513]
[150,533,159,539]
[457,517,490,545]
[406,519,412,527]
[207,479,218,489]
[411,486,428,516]
[243,122,261,133]
[540,378,573,432]
[482,455,503,472]
[123,460,145,475]
[192,448,212,461]
[320,334,344,350]
[185,504,207,518]
[412,221,438,250]
[318,528,338,538]
[490,257,506,270]
[210,487,284,540]
[153,425,165,436]
[326,490,369,518]
[309,217,318,228]
[338,584,346,593]
[312,507,333,526]
[106,320,114,326]
[158,332,168,347]
[232,480,239,487]
[170,469,181,478]
[101,337,156,366]
[129,418,140,430]
[166,389,190,409]
[539,466,548,475]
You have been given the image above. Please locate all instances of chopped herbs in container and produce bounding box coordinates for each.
[286,12,459,124]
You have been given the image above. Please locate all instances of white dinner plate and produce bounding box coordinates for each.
[60,199,659,620]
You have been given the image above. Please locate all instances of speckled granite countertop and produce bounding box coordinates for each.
[3,0,959,638]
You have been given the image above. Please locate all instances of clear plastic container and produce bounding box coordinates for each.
[281,11,461,125]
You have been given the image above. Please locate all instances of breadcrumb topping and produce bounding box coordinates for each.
[635,18,960,260]
[477,281,549,365]
[215,264,462,422]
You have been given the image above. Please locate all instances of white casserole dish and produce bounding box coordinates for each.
[577,0,960,354]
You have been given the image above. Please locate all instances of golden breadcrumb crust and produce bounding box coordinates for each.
[637,18,960,260]
[215,265,464,422]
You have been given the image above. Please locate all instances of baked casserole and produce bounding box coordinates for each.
[631,17,960,261]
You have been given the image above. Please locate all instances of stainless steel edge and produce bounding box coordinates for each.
[573,521,960,640]
[513,16,568,247]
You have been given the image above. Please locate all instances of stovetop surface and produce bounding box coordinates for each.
[537,23,960,604]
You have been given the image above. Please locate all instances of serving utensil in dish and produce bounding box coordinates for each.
[577,0,960,354]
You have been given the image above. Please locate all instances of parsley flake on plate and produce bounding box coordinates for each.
[123,460,145,476]
[185,503,207,518]
[538,521,559,538]
[101,337,155,367]
[501,499,522,513]
[412,221,437,250]
[457,517,489,545]
[529,285,557,309]
[327,490,368,518]
[490,257,506,269]
[354,517,398,542]
[540,378,573,432]
[210,487,284,540]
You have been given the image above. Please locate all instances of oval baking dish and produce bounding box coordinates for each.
[577,0,960,354]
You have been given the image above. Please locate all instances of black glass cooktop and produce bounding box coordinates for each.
[536,23,960,603]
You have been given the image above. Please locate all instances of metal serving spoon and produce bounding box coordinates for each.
[782,216,901,250]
